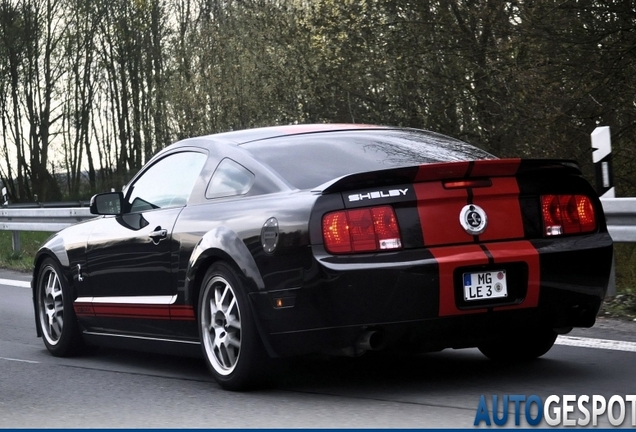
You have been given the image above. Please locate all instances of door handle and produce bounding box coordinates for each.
[149,227,168,244]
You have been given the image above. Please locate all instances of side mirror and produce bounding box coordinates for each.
[90,192,124,215]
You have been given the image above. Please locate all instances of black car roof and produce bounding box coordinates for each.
[200,123,391,145]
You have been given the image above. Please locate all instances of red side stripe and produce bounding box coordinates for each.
[170,305,196,320]
[73,303,95,317]
[74,302,196,321]
[91,304,172,320]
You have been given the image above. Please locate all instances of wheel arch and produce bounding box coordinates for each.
[184,227,279,357]
[185,226,265,301]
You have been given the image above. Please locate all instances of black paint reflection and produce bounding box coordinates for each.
[117,212,150,231]
[243,129,494,190]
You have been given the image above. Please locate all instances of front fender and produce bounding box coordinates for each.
[33,233,70,270]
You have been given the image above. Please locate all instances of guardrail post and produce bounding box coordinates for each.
[608,258,616,297]
[11,230,21,254]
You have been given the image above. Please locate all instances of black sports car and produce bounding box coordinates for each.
[32,124,613,390]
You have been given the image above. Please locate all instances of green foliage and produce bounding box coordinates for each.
[601,291,636,321]
[615,243,636,292]
[0,231,53,272]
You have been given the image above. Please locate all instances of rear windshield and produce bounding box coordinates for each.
[242,129,494,190]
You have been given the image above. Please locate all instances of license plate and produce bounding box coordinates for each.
[463,270,508,301]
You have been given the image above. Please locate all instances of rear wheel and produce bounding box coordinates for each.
[478,328,557,361]
[198,262,270,390]
[36,258,83,356]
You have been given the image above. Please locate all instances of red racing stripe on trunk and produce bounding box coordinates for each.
[430,245,489,316]
[414,162,471,182]
[470,158,521,177]
[486,241,540,310]
[414,182,473,246]
[472,177,525,242]
[430,241,540,316]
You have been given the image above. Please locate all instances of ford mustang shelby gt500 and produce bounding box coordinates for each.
[32,124,613,390]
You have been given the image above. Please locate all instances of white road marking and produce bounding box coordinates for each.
[0,278,30,288]
[556,335,636,353]
[0,357,39,364]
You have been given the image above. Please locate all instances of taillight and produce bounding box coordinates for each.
[322,206,402,254]
[541,194,597,236]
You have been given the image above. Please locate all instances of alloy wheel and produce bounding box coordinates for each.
[200,275,242,376]
[39,265,64,346]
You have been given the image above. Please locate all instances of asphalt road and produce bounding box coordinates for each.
[1,269,635,428]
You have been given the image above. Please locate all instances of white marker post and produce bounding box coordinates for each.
[591,126,615,198]
[591,126,616,296]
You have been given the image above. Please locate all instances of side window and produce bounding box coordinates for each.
[206,158,254,199]
[127,151,207,212]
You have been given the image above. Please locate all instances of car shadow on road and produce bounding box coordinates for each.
[64,344,595,395]
[269,348,594,394]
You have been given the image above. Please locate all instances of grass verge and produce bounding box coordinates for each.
[602,243,636,321]
[599,290,636,321]
[0,231,54,272]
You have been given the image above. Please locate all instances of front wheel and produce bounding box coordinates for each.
[198,262,270,390]
[478,328,557,362]
[36,258,83,356]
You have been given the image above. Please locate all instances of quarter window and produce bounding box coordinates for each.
[206,158,254,199]
[127,151,207,212]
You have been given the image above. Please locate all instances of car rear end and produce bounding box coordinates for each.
[243,130,613,357]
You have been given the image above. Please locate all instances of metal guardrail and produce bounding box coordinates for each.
[0,206,93,252]
[601,198,636,243]
[0,197,633,248]
[0,207,93,232]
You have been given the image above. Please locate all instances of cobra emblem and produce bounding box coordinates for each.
[459,204,488,235]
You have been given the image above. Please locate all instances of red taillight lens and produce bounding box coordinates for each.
[322,206,402,254]
[541,194,597,236]
[371,206,402,250]
[322,211,351,253]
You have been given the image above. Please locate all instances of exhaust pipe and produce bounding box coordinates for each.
[356,330,384,351]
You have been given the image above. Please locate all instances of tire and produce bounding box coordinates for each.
[36,258,84,356]
[478,328,558,362]
[198,262,270,391]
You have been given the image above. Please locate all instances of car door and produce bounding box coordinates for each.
[84,150,207,337]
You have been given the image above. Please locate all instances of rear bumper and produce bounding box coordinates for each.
[250,233,613,358]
